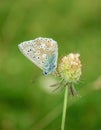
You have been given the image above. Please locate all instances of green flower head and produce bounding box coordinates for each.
[58,53,82,83]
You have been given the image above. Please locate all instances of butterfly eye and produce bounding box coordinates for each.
[43,71,48,75]
[44,72,47,75]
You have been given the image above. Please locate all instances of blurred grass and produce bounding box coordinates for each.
[0,0,101,130]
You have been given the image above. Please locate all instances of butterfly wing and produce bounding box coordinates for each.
[42,38,58,75]
[18,39,44,69]
[43,53,58,75]
[18,37,58,74]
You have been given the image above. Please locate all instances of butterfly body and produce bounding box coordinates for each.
[18,37,58,75]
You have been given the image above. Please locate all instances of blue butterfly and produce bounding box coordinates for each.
[18,37,58,75]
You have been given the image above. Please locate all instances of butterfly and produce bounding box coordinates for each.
[18,37,58,75]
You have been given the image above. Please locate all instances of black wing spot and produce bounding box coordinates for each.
[27,49,32,52]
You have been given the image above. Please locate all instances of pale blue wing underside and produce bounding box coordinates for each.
[43,54,58,75]
[18,37,58,75]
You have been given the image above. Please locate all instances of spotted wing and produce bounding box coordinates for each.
[18,37,58,71]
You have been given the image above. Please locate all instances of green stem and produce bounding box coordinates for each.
[61,85,68,130]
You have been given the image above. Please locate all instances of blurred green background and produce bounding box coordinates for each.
[0,0,101,130]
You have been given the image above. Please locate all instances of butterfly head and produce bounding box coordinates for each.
[43,64,56,75]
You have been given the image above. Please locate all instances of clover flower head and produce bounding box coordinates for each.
[58,53,82,83]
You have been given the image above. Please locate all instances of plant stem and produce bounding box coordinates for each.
[61,85,68,130]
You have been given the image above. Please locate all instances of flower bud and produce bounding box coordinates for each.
[58,53,82,83]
